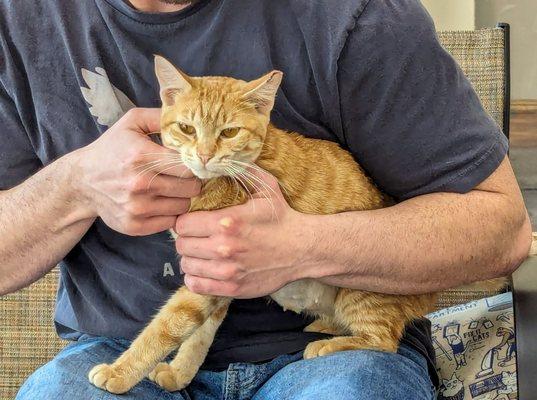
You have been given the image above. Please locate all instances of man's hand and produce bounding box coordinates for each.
[74,108,201,236]
[175,170,311,298]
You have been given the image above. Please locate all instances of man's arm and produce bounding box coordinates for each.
[0,108,200,295]
[174,157,531,298]
[0,153,95,295]
[308,156,532,294]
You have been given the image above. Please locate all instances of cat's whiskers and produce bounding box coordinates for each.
[229,160,289,201]
[227,166,258,213]
[225,165,256,213]
[139,152,181,157]
[226,163,273,200]
[226,163,278,220]
[223,167,245,203]
[134,155,183,171]
[237,170,278,221]
[134,159,184,179]
[147,162,185,188]
[134,161,172,178]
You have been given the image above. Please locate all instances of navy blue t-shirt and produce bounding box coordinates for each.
[0,0,508,387]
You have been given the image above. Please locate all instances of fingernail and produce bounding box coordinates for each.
[219,217,233,228]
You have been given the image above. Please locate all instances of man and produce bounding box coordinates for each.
[0,0,531,399]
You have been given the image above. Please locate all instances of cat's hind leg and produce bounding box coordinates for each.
[148,302,229,392]
[89,287,230,394]
[303,331,403,359]
[304,289,432,359]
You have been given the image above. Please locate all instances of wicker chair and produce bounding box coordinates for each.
[0,24,535,399]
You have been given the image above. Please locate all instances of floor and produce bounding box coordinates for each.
[510,110,537,228]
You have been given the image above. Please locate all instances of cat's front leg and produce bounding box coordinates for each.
[148,302,229,391]
[88,287,229,394]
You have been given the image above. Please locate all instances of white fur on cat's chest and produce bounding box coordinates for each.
[270,279,338,316]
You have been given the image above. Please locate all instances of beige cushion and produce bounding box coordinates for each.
[429,292,517,400]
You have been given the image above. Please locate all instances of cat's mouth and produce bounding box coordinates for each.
[189,165,224,180]
[186,157,253,180]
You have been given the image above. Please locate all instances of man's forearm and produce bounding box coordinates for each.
[0,150,95,295]
[303,189,531,295]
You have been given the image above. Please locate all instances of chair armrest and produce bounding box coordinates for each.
[512,255,537,400]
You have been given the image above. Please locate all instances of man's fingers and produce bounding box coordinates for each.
[176,237,232,259]
[130,215,176,236]
[175,210,225,237]
[123,108,162,135]
[180,257,239,281]
[131,197,190,217]
[150,175,201,198]
[184,274,239,297]
[156,164,195,179]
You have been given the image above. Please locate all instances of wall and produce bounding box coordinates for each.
[475,0,537,100]
[421,0,475,31]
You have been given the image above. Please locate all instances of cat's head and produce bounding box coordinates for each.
[441,373,464,396]
[155,55,282,179]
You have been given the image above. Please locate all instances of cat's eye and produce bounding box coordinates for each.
[177,122,196,136]
[221,127,240,139]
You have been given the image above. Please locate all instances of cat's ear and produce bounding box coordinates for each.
[154,55,193,106]
[242,70,283,115]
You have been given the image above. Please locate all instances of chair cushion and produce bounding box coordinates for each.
[428,292,517,399]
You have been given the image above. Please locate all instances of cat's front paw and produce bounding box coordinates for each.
[88,363,134,394]
[303,339,334,359]
[148,362,192,392]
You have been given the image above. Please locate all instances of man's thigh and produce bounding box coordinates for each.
[15,336,185,400]
[253,344,437,400]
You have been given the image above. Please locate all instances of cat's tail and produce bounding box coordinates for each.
[455,277,509,293]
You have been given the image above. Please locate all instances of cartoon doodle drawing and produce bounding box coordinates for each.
[485,293,512,312]
[476,347,497,378]
[444,324,467,369]
[432,323,453,361]
[494,327,516,367]
[497,371,517,399]
[474,371,517,399]
[477,392,511,400]
[482,318,494,329]
[476,326,517,378]
[469,373,505,397]
[438,373,464,400]
[496,311,513,324]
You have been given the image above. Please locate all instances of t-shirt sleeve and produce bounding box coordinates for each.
[0,82,42,189]
[337,0,508,201]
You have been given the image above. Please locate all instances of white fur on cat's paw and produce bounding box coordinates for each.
[88,363,133,394]
[148,362,192,392]
[303,339,333,359]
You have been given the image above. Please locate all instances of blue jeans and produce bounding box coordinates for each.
[17,336,435,400]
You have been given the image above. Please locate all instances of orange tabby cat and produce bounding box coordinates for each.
[88,56,501,394]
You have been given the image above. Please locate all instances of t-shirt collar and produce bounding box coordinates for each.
[102,0,213,24]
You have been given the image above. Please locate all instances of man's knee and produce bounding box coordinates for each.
[16,353,98,399]
[256,347,436,400]
[16,337,183,400]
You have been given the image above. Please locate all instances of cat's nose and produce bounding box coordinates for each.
[197,152,212,165]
